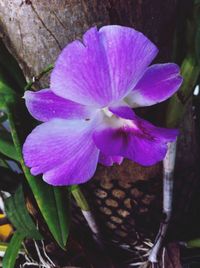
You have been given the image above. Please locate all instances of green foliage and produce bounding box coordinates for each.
[166,1,200,127]
[187,238,200,248]
[0,76,17,112]
[0,128,19,161]
[7,110,70,249]
[2,232,24,268]
[0,42,70,249]
[5,186,42,240]
[166,56,200,127]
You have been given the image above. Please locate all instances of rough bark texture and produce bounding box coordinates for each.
[0,0,177,83]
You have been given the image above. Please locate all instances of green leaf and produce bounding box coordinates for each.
[26,179,70,248]
[166,56,200,127]
[187,238,200,248]
[53,187,70,246]
[0,129,19,161]
[2,232,24,268]
[7,110,70,249]
[5,186,42,240]
[0,76,17,112]
[0,157,10,168]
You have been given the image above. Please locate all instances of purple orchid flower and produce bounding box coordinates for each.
[23,25,183,186]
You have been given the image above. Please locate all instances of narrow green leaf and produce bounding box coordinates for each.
[7,110,70,249]
[0,77,17,112]
[2,231,24,268]
[187,238,200,248]
[5,186,42,240]
[0,65,70,248]
[166,56,200,127]
[0,158,9,168]
[53,187,70,246]
[0,129,19,161]
[26,180,70,248]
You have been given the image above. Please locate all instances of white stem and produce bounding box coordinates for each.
[71,186,100,237]
[82,210,99,234]
[148,141,177,263]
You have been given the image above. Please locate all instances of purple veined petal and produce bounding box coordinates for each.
[23,118,100,184]
[43,139,99,186]
[98,152,123,166]
[137,117,179,141]
[51,26,158,107]
[24,89,97,122]
[99,25,158,101]
[126,63,183,108]
[93,114,178,166]
[51,27,111,107]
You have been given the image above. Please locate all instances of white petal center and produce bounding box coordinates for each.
[100,107,138,130]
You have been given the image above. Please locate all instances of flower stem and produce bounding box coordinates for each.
[148,141,177,263]
[149,47,200,264]
[6,109,29,177]
[70,185,90,211]
[24,64,54,91]
[70,185,99,235]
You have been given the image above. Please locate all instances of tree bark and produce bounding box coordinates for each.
[0,0,177,83]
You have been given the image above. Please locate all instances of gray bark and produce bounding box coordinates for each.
[0,0,177,83]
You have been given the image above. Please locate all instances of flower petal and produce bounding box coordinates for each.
[109,103,135,120]
[51,27,111,107]
[126,63,183,107]
[43,141,99,186]
[98,152,123,167]
[93,115,178,166]
[51,26,158,107]
[99,25,158,101]
[23,118,99,185]
[24,89,96,122]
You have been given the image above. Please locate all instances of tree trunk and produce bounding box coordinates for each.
[0,0,177,82]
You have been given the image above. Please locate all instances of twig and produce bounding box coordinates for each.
[70,185,100,236]
[24,64,54,91]
[148,141,177,263]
